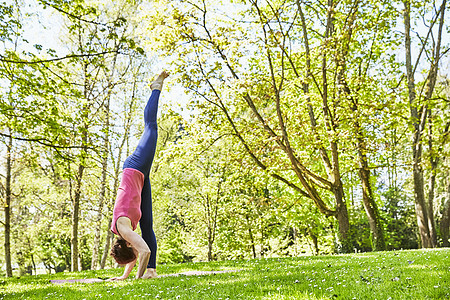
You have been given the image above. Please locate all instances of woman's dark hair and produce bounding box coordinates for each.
[110,237,136,265]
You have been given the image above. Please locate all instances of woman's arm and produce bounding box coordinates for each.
[116,217,151,279]
[109,258,137,281]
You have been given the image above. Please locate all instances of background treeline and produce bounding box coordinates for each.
[0,0,448,277]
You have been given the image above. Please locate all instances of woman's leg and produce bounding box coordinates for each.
[122,90,160,176]
[122,71,168,176]
[140,177,157,270]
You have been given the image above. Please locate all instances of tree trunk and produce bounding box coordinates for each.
[72,82,89,272]
[260,224,265,257]
[99,128,124,269]
[205,194,216,261]
[427,115,438,247]
[309,231,319,255]
[403,0,446,248]
[207,227,213,261]
[428,170,439,246]
[348,100,385,251]
[91,97,111,270]
[403,0,431,248]
[31,253,36,276]
[246,215,257,259]
[297,0,352,252]
[441,203,450,247]
[99,119,131,268]
[71,163,84,272]
[340,78,385,251]
[90,154,107,270]
[352,108,385,250]
[204,175,221,261]
[358,160,385,251]
[440,169,450,247]
[411,88,431,249]
[327,0,385,251]
[4,132,13,277]
[422,0,446,247]
[334,182,351,252]
[100,218,114,269]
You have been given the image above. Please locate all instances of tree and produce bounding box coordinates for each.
[39,0,149,271]
[89,6,147,271]
[403,0,447,248]
[433,76,450,246]
[0,0,40,277]
[142,0,408,252]
[99,61,148,269]
[153,121,230,261]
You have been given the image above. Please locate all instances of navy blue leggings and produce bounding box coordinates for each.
[122,89,160,269]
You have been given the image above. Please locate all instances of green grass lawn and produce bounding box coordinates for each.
[1,248,449,299]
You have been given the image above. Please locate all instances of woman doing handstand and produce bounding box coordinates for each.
[109,71,169,280]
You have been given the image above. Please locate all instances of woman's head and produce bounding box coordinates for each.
[110,237,137,265]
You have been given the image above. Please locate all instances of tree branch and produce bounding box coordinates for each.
[0,51,120,65]
[0,132,92,151]
[40,0,109,27]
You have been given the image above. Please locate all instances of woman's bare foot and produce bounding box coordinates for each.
[150,71,169,91]
[142,268,158,279]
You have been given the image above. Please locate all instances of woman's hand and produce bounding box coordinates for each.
[107,275,128,281]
